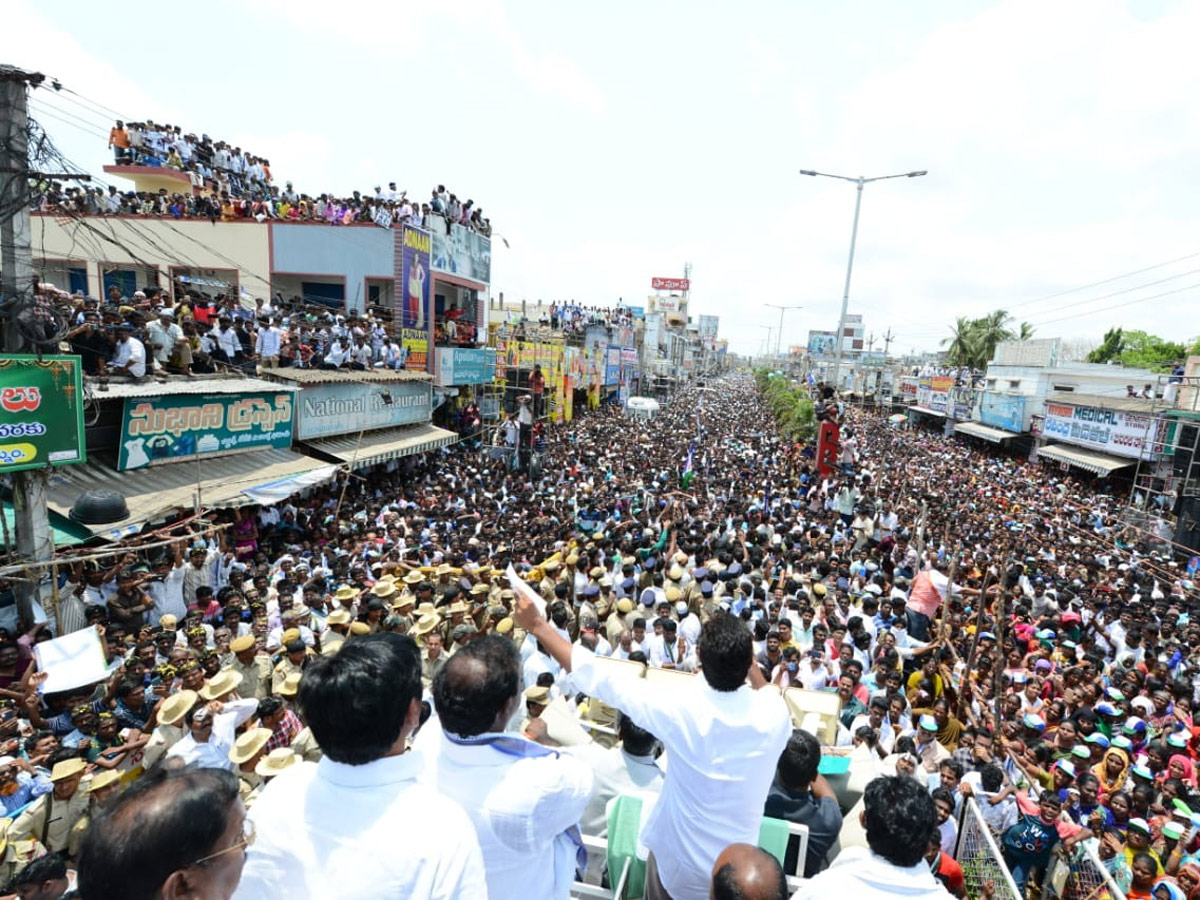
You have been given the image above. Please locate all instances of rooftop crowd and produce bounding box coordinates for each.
[57,282,478,378]
[0,369,1195,899]
[30,119,492,235]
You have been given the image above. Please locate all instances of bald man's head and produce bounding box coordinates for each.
[710,843,788,900]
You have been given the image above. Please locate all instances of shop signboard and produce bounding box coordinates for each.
[917,376,955,413]
[655,296,681,313]
[979,392,1026,433]
[430,222,491,284]
[651,277,689,291]
[627,305,645,318]
[434,347,496,386]
[950,386,977,421]
[295,380,431,441]
[118,392,293,471]
[899,376,918,399]
[394,224,433,371]
[1041,400,1163,459]
[0,355,86,473]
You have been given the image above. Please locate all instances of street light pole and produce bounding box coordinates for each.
[799,168,927,390]
[764,304,803,360]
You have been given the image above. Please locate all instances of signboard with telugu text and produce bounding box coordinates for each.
[651,277,690,291]
[0,355,86,473]
[1041,400,1164,460]
[118,392,293,470]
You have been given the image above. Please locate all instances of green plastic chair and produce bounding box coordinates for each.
[607,794,646,898]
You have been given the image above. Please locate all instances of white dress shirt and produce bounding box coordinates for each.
[418,725,593,900]
[569,645,792,900]
[110,336,146,377]
[165,698,257,770]
[236,752,487,900]
[792,844,953,899]
[255,326,281,358]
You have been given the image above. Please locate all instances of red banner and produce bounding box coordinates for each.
[816,420,840,479]
[651,277,690,291]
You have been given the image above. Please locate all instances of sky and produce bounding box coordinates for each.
[10,0,1200,357]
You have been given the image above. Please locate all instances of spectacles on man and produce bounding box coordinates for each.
[191,815,255,867]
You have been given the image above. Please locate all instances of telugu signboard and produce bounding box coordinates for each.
[0,355,86,473]
[431,222,491,285]
[651,277,689,291]
[295,381,432,441]
[434,348,496,386]
[655,295,681,313]
[917,376,955,414]
[1041,401,1163,459]
[394,224,433,372]
[118,392,293,471]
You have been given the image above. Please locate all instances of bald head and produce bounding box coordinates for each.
[710,843,788,900]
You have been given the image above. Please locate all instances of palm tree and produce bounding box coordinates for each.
[972,309,1016,367]
[942,316,979,367]
[1018,322,1035,340]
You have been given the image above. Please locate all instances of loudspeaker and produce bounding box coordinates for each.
[1174,423,1200,477]
[1175,495,1200,556]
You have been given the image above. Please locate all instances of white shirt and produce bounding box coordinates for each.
[569,644,792,900]
[418,726,593,900]
[236,751,487,900]
[215,326,241,358]
[792,845,953,900]
[110,336,146,377]
[255,326,281,357]
[144,565,187,625]
[166,699,257,770]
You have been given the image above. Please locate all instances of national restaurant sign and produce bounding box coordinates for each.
[1041,400,1164,460]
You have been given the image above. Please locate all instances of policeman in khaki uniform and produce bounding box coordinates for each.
[224,634,272,699]
[271,632,309,694]
[320,609,352,656]
[10,758,90,859]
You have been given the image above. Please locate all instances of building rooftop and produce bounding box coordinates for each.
[257,367,431,386]
[84,375,299,398]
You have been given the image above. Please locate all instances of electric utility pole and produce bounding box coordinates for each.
[1,66,51,626]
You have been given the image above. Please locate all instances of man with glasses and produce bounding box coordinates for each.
[77,767,249,899]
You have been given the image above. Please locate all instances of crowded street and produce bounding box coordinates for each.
[0,364,1196,898]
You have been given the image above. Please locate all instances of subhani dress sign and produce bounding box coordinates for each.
[394,225,433,372]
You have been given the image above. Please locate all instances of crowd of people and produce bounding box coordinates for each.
[0,369,1196,899]
[59,285,438,377]
[25,118,495,236]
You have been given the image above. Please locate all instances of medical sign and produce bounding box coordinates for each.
[118,392,294,470]
[651,277,690,291]
[0,355,86,473]
[1041,401,1164,460]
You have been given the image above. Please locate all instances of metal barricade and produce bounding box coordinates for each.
[1041,841,1126,900]
[956,797,1022,900]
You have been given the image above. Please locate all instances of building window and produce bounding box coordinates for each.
[1052,384,1075,392]
[1008,380,1020,389]
[986,378,996,388]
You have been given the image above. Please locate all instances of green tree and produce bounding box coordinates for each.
[1115,330,1187,372]
[942,316,981,367]
[971,308,1016,367]
[1018,322,1036,340]
[1087,327,1125,363]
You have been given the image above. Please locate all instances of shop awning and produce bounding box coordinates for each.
[45,450,339,540]
[908,406,946,417]
[304,423,459,470]
[1036,443,1135,475]
[955,421,1018,443]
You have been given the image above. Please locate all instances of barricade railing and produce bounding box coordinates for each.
[1041,840,1126,900]
[956,796,1022,900]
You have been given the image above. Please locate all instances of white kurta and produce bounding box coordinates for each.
[569,645,792,900]
[236,751,487,899]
